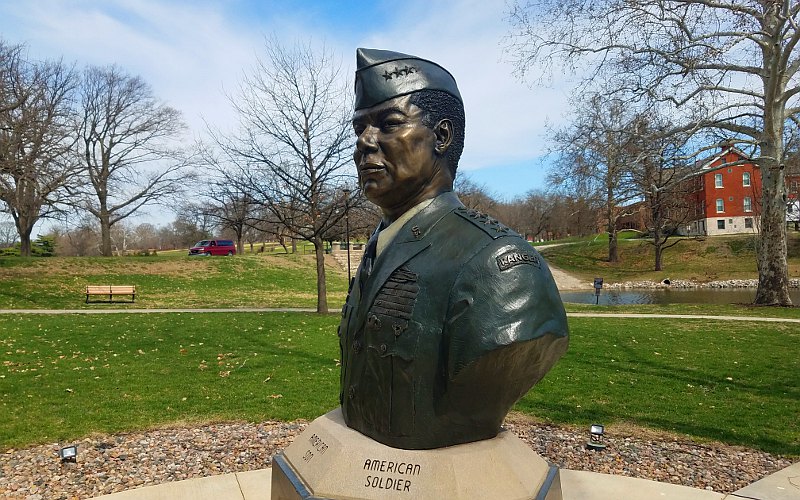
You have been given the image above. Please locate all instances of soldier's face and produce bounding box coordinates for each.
[352,95,441,215]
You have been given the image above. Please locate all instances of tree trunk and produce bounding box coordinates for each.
[291,238,297,254]
[654,237,663,272]
[313,235,328,313]
[12,211,35,257]
[17,219,33,257]
[754,82,792,305]
[100,213,112,257]
[606,185,619,263]
[608,229,618,263]
[754,160,791,305]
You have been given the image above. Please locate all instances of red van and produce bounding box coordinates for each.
[188,240,236,256]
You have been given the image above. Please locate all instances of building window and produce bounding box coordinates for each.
[745,218,753,229]
[744,196,752,212]
[715,173,723,188]
[743,172,751,187]
[717,219,725,230]
[716,198,725,213]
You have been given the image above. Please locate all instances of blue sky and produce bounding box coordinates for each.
[0,0,572,215]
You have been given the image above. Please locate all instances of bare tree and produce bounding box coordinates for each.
[548,95,642,262]
[175,202,216,240]
[632,127,696,271]
[518,190,558,241]
[159,214,211,250]
[132,222,159,251]
[0,44,79,256]
[214,38,354,313]
[196,146,260,254]
[454,174,498,212]
[507,0,800,304]
[0,41,24,114]
[54,216,100,256]
[0,218,17,247]
[74,65,192,256]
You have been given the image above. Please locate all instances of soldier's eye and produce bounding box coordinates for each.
[381,119,403,131]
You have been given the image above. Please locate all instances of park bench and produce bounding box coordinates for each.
[86,285,136,303]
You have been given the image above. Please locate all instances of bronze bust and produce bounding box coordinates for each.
[338,48,569,450]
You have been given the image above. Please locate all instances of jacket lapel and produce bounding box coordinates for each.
[357,192,463,318]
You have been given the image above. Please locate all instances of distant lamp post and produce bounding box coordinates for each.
[59,444,78,462]
[343,188,352,283]
[586,424,606,451]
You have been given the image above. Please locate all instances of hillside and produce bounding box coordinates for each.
[538,230,800,284]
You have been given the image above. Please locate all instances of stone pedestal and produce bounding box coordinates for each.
[271,408,561,500]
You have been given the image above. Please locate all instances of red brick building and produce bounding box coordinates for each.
[680,145,800,235]
[681,146,763,235]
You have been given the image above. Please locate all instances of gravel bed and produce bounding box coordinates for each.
[0,415,793,499]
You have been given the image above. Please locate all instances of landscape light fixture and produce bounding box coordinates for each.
[586,424,606,451]
[59,444,78,462]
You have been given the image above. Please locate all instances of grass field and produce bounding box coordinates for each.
[564,301,800,319]
[0,252,349,309]
[1,312,798,456]
[0,312,340,448]
[1,239,799,458]
[540,231,800,283]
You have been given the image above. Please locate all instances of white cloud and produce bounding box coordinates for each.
[1,0,571,207]
[353,0,571,175]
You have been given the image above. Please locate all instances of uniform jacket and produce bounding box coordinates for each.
[338,191,568,450]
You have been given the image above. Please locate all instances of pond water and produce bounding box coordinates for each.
[559,288,800,305]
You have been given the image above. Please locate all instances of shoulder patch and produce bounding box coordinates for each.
[453,206,516,239]
[496,249,541,271]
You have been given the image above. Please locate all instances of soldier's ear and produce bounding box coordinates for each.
[434,119,453,155]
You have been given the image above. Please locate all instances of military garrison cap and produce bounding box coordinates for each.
[354,48,462,110]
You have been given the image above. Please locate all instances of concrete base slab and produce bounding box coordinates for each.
[235,469,273,500]
[560,469,727,499]
[730,462,800,500]
[271,407,559,500]
[94,470,272,500]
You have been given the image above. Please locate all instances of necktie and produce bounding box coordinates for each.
[362,230,379,278]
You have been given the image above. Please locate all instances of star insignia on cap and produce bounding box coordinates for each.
[382,70,393,81]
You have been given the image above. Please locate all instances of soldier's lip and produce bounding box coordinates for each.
[359,163,385,174]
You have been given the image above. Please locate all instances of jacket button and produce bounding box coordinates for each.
[380,343,387,354]
[367,314,381,329]
[348,386,356,399]
[352,340,362,354]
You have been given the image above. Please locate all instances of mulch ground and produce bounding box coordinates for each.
[0,413,793,499]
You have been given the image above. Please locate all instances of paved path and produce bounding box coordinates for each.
[0,307,317,314]
[549,264,587,290]
[1,308,799,323]
[568,312,800,323]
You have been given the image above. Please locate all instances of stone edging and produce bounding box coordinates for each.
[606,278,800,289]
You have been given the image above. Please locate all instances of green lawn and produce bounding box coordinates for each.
[0,253,349,309]
[540,231,800,283]
[2,312,797,456]
[564,302,800,320]
[0,312,340,448]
